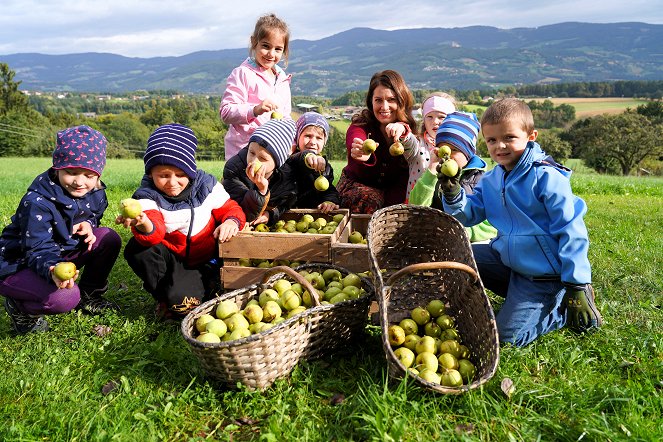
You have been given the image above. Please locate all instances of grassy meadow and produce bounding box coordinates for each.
[1,157,662,441]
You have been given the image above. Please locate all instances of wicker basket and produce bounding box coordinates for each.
[366,204,499,394]
[181,265,374,390]
[293,263,374,361]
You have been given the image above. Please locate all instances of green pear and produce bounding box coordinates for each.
[362,138,378,154]
[438,352,459,370]
[394,347,415,369]
[348,231,364,244]
[399,318,419,336]
[53,261,76,280]
[243,304,264,324]
[195,314,216,333]
[415,351,439,372]
[119,198,142,218]
[216,300,239,319]
[426,299,446,317]
[314,175,329,191]
[196,332,221,343]
[458,359,476,383]
[205,319,228,338]
[411,306,431,326]
[332,213,345,224]
[262,300,282,322]
[440,369,463,387]
[224,312,249,332]
[388,325,406,347]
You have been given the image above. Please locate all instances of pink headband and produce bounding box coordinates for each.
[422,96,455,117]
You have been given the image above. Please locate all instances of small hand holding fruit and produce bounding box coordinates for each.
[436,155,462,200]
[305,153,326,173]
[246,159,269,195]
[362,138,378,155]
[253,98,279,117]
[51,261,79,289]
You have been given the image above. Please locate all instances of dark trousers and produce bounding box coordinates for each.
[0,227,121,315]
[123,238,219,308]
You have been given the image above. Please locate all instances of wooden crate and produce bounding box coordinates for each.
[331,214,371,273]
[220,209,349,289]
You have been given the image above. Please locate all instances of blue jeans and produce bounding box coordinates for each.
[473,243,567,347]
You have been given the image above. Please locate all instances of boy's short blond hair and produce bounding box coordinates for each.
[481,98,535,134]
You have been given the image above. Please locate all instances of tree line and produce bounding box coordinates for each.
[1,63,662,175]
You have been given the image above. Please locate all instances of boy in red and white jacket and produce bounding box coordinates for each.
[117,124,245,320]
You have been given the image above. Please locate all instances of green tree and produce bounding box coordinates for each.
[536,130,572,163]
[0,63,29,116]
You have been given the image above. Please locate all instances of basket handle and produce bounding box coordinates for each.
[261,265,322,307]
[386,261,479,286]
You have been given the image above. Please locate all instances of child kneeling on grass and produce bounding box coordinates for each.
[290,112,341,213]
[223,118,297,225]
[0,126,122,334]
[439,99,602,346]
[117,124,245,321]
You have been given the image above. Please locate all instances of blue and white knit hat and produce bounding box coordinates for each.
[144,123,197,180]
[52,125,107,176]
[295,112,329,145]
[249,118,296,168]
[435,112,480,160]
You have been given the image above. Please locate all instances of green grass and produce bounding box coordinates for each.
[1,158,662,441]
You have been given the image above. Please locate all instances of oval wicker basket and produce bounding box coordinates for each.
[181,264,373,390]
[366,204,499,394]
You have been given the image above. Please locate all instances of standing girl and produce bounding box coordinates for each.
[220,13,292,160]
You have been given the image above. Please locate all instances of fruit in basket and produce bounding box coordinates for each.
[424,321,442,338]
[229,328,251,340]
[342,273,362,288]
[196,332,221,343]
[258,288,280,307]
[287,306,307,318]
[415,352,439,372]
[399,318,418,336]
[362,138,378,154]
[458,359,476,382]
[225,312,250,332]
[426,299,446,317]
[415,336,437,355]
[403,334,421,352]
[314,175,329,191]
[418,368,442,384]
[442,328,460,341]
[458,344,471,359]
[322,268,342,283]
[324,287,342,301]
[440,369,463,387]
[394,347,415,369]
[280,290,301,311]
[119,198,142,219]
[388,325,406,346]
[438,339,462,358]
[438,352,459,371]
[411,306,431,326]
[53,262,77,280]
[389,141,405,156]
[348,231,364,244]
[195,314,216,333]
[243,304,264,324]
[205,318,228,338]
[330,293,349,304]
[306,273,326,290]
[436,314,455,330]
[273,279,292,295]
[262,300,282,322]
[301,290,316,307]
[216,300,239,319]
[290,283,303,295]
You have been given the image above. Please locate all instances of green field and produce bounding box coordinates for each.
[1,158,662,441]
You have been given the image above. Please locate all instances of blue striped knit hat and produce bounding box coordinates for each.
[435,112,480,160]
[144,123,197,180]
[249,118,296,168]
[52,125,107,176]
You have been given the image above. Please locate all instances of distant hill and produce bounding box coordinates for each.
[3,22,663,96]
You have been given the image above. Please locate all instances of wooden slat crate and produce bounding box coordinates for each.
[331,214,371,273]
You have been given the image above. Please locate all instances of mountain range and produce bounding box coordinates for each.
[3,22,663,96]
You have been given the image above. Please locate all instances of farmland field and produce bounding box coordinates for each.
[1,157,662,441]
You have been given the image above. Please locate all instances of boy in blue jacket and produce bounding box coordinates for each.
[439,98,602,346]
[0,126,121,334]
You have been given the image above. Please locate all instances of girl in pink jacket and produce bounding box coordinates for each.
[220,13,293,160]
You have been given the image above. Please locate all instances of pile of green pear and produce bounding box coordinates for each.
[387,299,477,387]
[195,268,367,343]
[253,213,345,235]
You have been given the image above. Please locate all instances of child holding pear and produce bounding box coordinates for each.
[289,112,341,213]
[0,126,121,334]
[223,118,298,225]
[439,98,602,346]
[117,123,245,321]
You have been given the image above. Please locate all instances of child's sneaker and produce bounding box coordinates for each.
[78,285,120,315]
[4,297,50,334]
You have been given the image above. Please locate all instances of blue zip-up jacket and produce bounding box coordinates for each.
[0,169,108,281]
[443,142,591,285]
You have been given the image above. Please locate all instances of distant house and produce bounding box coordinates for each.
[96,95,112,101]
[296,103,318,112]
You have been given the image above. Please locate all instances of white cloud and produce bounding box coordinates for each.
[0,0,661,57]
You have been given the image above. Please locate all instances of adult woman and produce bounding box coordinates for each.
[337,70,416,214]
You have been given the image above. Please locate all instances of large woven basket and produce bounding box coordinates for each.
[366,204,499,394]
[181,265,373,390]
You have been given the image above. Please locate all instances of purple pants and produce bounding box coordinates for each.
[0,227,121,315]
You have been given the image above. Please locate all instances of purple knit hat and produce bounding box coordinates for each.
[52,125,107,176]
[295,112,329,146]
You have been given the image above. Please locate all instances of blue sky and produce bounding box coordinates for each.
[1,0,661,57]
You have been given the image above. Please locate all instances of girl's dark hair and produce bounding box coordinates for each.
[249,13,290,67]
[352,70,417,132]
